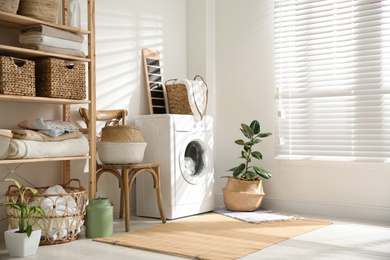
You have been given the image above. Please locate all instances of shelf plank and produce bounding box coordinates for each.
[0,11,90,35]
[0,44,90,62]
[0,94,90,104]
[0,156,91,165]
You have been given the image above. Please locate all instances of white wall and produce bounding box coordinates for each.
[0,0,188,236]
[213,0,390,222]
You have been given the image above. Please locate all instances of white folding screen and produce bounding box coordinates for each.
[274,0,390,162]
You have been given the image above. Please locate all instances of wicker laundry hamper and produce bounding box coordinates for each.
[5,179,87,245]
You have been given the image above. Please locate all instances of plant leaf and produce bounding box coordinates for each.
[35,207,45,217]
[257,132,272,138]
[235,139,246,146]
[247,139,261,146]
[253,166,272,179]
[244,172,257,180]
[241,124,254,136]
[252,151,263,160]
[26,225,32,238]
[233,163,246,177]
[3,178,21,189]
[25,187,38,196]
[241,151,248,159]
[227,166,237,172]
[240,128,252,139]
[250,120,261,134]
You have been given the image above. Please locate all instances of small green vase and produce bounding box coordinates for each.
[86,197,113,238]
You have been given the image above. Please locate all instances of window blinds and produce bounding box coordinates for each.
[274,0,390,162]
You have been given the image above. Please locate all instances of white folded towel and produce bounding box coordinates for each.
[19,34,83,51]
[8,137,89,159]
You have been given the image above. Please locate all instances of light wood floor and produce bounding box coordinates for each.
[0,212,389,259]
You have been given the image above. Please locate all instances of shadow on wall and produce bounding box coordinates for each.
[95,10,164,123]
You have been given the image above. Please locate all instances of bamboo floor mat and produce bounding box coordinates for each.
[94,213,332,260]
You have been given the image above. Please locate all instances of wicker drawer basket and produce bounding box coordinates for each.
[0,0,20,14]
[35,58,86,100]
[0,56,35,96]
[18,0,60,23]
[5,179,87,245]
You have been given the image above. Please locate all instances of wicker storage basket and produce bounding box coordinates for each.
[0,0,20,14]
[18,0,60,23]
[165,79,192,115]
[0,56,35,96]
[35,58,86,100]
[101,125,145,143]
[5,179,87,245]
[165,75,208,119]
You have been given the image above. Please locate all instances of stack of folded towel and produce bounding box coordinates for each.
[19,24,85,58]
[8,118,89,159]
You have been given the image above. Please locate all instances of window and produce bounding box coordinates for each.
[274,0,390,163]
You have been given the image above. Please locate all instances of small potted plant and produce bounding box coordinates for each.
[222,120,272,211]
[0,179,46,257]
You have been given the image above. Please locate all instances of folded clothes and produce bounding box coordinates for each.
[21,44,86,58]
[18,118,79,137]
[20,34,83,51]
[20,24,84,43]
[7,136,89,159]
[12,129,83,141]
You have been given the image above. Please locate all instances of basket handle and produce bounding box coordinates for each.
[63,179,84,189]
[7,184,18,194]
[164,79,177,86]
[191,75,208,121]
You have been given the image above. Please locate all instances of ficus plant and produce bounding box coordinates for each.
[0,179,46,237]
[224,120,272,181]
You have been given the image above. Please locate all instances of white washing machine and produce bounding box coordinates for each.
[134,114,214,219]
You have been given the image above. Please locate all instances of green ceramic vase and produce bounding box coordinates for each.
[86,197,113,238]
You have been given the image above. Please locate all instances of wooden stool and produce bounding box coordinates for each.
[97,162,166,232]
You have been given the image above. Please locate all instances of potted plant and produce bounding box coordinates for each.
[222,120,272,211]
[0,179,45,257]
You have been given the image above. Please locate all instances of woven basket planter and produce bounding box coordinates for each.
[0,0,20,14]
[18,0,60,23]
[100,125,145,143]
[222,178,265,212]
[35,58,86,100]
[5,179,87,245]
[0,56,35,96]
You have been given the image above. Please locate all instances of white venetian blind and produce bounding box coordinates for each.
[274,0,390,162]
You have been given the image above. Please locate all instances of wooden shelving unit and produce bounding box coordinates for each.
[0,1,96,198]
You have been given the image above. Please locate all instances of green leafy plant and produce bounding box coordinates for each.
[0,179,45,237]
[225,120,272,181]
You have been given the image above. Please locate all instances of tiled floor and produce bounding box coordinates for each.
[0,212,389,260]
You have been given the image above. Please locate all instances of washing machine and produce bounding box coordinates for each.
[134,114,214,219]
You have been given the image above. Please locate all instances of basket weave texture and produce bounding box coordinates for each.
[222,179,265,212]
[101,125,145,143]
[0,56,35,96]
[165,82,193,115]
[35,58,86,100]
[5,179,87,245]
[18,0,60,23]
[0,0,20,13]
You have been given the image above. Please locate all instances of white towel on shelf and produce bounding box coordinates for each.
[7,136,89,159]
[19,34,83,51]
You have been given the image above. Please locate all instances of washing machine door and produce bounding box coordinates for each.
[179,132,213,185]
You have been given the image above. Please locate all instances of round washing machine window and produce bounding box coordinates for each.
[179,134,212,185]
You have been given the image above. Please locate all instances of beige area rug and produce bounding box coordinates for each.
[94,213,332,260]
